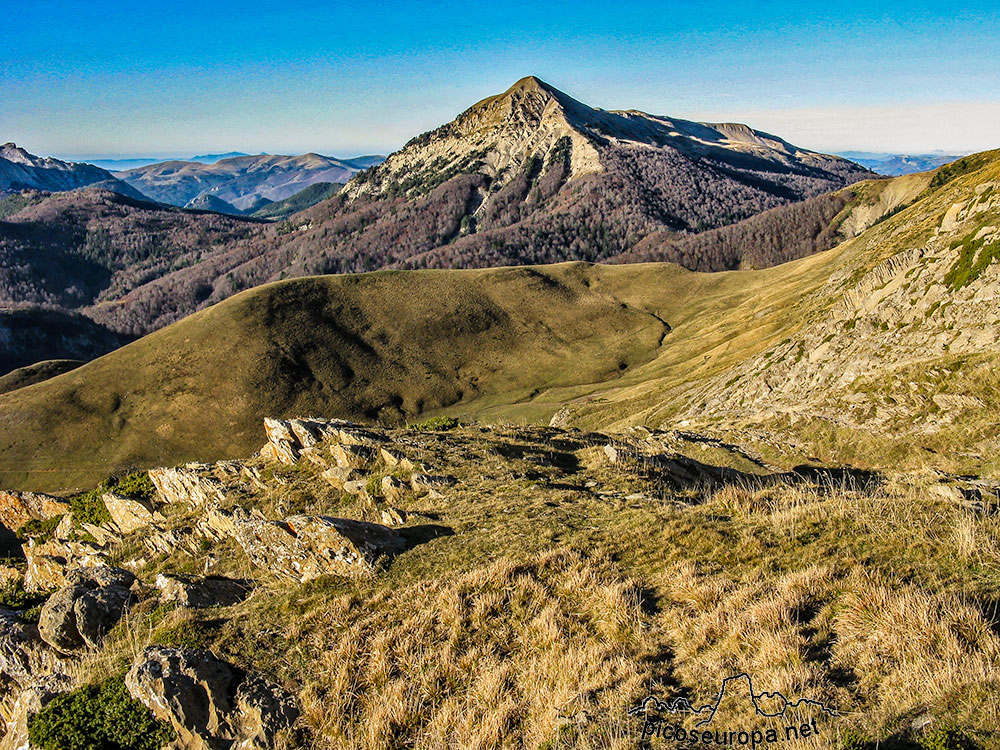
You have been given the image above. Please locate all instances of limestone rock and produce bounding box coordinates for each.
[150,464,228,507]
[23,551,68,591]
[205,507,405,582]
[126,646,298,750]
[379,448,415,471]
[0,608,70,689]
[320,466,364,490]
[410,473,457,497]
[52,512,74,541]
[74,585,135,649]
[341,479,368,496]
[23,539,112,591]
[234,673,300,750]
[38,568,136,651]
[0,491,69,535]
[103,492,164,534]
[126,646,236,750]
[37,585,88,652]
[380,475,408,504]
[155,574,251,608]
[262,417,355,464]
[331,443,375,470]
[0,678,71,750]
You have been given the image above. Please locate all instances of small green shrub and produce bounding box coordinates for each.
[27,675,174,750]
[17,515,63,542]
[0,579,50,612]
[409,416,460,432]
[919,723,976,750]
[69,471,156,527]
[838,728,875,750]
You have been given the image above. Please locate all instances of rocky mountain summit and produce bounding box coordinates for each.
[0,417,994,748]
[34,77,873,338]
[0,144,142,198]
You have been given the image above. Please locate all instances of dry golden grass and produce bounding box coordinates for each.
[289,549,653,750]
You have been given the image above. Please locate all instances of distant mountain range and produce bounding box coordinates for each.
[0,77,878,362]
[0,145,386,217]
[836,150,968,175]
[0,143,143,198]
[80,152,251,171]
[114,152,384,213]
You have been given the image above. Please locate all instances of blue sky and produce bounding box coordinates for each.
[3,0,999,158]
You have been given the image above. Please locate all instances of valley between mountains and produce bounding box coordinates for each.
[1,78,999,750]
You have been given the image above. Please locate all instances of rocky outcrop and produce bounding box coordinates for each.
[149,464,229,507]
[0,491,69,533]
[37,567,136,652]
[200,507,406,582]
[0,491,69,555]
[261,417,354,464]
[126,646,298,750]
[0,608,70,691]
[103,492,164,534]
[23,538,110,591]
[155,574,251,609]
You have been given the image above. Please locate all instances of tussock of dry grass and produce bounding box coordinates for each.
[291,549,653,750]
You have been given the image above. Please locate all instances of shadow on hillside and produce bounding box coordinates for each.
[398,524,455,548]
[627,451,885,497]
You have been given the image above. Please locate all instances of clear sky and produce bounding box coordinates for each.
[4,0,999,159]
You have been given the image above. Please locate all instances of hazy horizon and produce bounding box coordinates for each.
[4,0,999,159]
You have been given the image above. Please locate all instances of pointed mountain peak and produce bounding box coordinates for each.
[505,75,556,95]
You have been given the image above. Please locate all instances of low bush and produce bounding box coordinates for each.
[27,674,174,750]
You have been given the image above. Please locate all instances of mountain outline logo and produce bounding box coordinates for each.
[627,673,839,728]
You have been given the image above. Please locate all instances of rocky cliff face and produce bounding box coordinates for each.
[679,152,1000,465]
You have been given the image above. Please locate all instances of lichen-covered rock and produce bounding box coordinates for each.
[126,646,236,750]
[0,677,71,750]
[379,447,415,471]
[23,538,112,591]
[155,574,251,608]
[0,608,70,690]
[331,443,376,470]
[0,491,69,535]
[319,466,363,489]
[203,507,405,582]
[103,492,164,534]
[74,585,135,649]
[126,646,298,750]
[380,475,408,504]
[37,568,136,651]
[262,417,355,464]
[149,464,228,507]
[37,585,88,652]
[234,673,300,750]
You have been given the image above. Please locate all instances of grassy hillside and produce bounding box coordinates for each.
[0,264,669,491]
[4,151,1000,494]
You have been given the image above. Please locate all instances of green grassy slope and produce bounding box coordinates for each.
[0,264,669,491]
[4,151,999,493]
